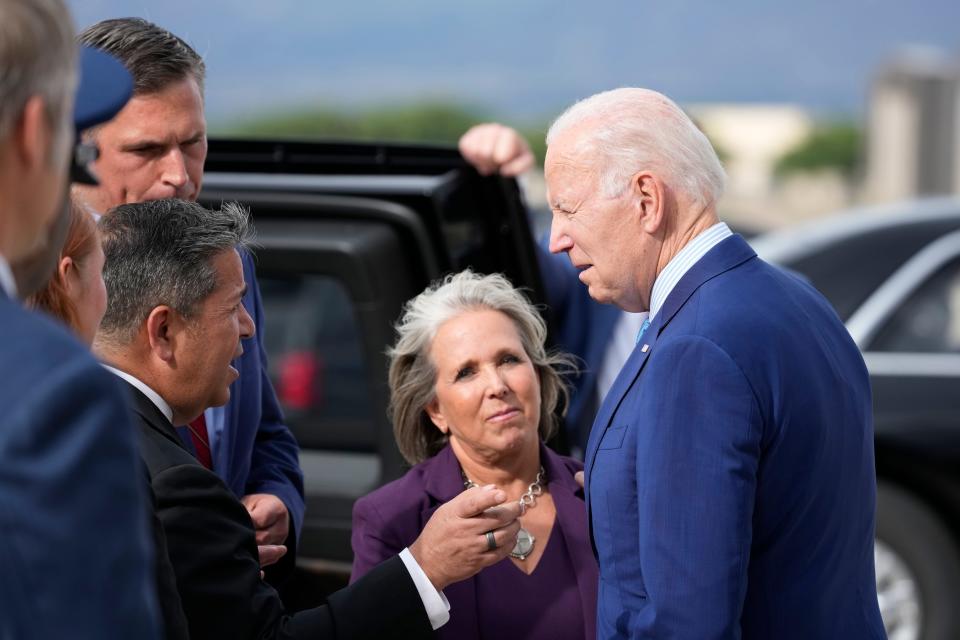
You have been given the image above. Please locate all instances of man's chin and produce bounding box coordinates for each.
[585,282,614,306]
[213,388,232,408]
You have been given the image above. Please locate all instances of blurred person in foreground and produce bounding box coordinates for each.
[542,87,885,638]
[26,200,105,344]
[351,269,598,640]
[0,0,159,636]
[74,18,302,578]
[22,198,190,637]
[95,198,523,639]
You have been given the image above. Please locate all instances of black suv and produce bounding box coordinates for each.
[202,139,960,639]
[753,200,960,640]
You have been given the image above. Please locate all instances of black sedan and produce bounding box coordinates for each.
[752,197,960,640]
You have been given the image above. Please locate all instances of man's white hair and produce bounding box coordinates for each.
[546,87,726,207]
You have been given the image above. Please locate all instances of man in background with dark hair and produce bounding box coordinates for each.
[0,1,159,636]
[76,17,303,577]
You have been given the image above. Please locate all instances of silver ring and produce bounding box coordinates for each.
[485,530,497,552]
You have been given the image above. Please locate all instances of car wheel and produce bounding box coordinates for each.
[876,482,960,640]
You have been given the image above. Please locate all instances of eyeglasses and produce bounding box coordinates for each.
[70,140,100,185]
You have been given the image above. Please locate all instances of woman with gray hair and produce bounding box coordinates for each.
[351,269,597,640]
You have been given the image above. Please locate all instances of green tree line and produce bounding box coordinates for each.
[218,102,549,163]
[219,102,861,177]
[775,123,862,177]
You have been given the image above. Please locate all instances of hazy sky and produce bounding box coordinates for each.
[68,1,960,125]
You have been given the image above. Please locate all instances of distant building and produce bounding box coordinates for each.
[863,48,960,203]
[691,104,812,200]
[691,104,851,229]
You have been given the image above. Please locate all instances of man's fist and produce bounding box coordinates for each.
[242,493,290,568]
[458,123,534,177]
[242,493,290,544]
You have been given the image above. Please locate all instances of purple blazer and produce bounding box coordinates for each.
[351,442,598,640]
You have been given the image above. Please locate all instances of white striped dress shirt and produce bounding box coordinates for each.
[649,222,733,322]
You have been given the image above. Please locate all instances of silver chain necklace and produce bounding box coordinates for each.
[462,466,545,560]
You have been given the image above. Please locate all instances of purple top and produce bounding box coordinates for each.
[476,526,585,640]
[351,443,598,640]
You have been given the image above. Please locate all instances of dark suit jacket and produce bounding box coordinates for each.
[0,292,159,639]
[177,249,304,580]
[123,379,433,640]
[585,235,886,638]
[351,443,598,640]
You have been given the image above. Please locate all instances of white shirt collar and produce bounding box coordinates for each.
[0,253,18,300]
[649,222,733,321]
[102,364,174,424]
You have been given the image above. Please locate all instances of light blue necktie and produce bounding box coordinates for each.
[635,318,651,344]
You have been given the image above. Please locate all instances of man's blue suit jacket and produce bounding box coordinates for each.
[208,251,305,540]
[584,235,886,638]
[0,291,160,638]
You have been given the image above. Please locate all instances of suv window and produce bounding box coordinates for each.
[870,258,960,352]
[258,274,375,450]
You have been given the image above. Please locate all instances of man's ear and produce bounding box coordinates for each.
[145,306,179,362]
[13,96,51,172]
[632,171,666,234]
[425,397,449,434]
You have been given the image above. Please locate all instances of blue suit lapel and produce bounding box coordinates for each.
[582,312,661,558]
[584,314,660,479]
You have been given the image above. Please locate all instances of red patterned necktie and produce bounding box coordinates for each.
[188,414,213,470]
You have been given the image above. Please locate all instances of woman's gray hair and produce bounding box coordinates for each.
[389,269,574,466]
[546,87,726,208]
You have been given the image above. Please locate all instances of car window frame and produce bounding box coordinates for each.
[852,228,960,377]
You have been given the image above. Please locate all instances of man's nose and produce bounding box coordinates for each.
[239,302,255,339]
[161,148,188,188]
[548,216,572,254]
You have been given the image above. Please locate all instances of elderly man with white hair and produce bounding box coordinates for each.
[538,88,885,639]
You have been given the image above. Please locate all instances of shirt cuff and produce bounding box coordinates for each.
[398,547,450,630]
